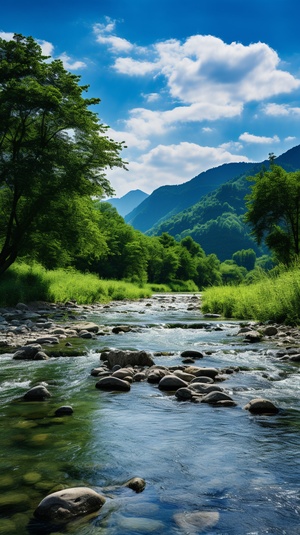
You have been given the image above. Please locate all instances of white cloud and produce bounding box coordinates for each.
[0,31,15,40]
[93,19,144,54]
[263,103,300,116]
[142,92,160,103]
[95,24,300,135]
[106,142,250,196]
[220,141,244,151]
[111,34,300,106]
[58,52,86,71]
[107,128,150,151]
[239,132,280,144]
[125,101,242,137]
[285,136,296,142]
[202,127,214,133]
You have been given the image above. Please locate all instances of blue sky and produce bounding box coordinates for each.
[1,0,300,197]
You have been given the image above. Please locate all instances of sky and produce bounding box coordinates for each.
[1,0,300,197]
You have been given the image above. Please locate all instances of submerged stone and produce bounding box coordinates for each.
[34,487,106,523]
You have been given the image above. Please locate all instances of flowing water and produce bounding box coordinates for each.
[1,294,300,534]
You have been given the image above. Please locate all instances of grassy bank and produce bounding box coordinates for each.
[0,262,171,306]
[202,265,300,325]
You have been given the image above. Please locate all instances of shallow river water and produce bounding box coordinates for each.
[1,294,300,534]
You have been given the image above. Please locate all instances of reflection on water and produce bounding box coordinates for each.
[1,294,300,534]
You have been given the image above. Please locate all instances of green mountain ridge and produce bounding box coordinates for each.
[125,161,256,232]
[146,145,300,260]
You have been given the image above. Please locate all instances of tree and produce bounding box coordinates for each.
[245,164,300,264]
[232,249,256,271]
[0,34,125,275]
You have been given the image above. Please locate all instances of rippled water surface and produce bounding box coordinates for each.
[1,294,300,534]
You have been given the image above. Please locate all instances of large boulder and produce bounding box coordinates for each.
[158,375,188,392]
[34,487,105,523]
[244,398,279,415]
[23,385,51,401]
[95,376,131,392]
[13,344,46,360]
[101,350,154,369]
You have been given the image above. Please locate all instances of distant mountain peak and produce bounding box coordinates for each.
[105,189,149,217]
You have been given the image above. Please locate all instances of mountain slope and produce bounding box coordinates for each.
[125,162,256,232]
[147,145,300,260]
[106,189,148,217]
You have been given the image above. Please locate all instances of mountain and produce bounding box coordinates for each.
[106,189,149,217]
[125,162,257,232]
[146,145,300,260]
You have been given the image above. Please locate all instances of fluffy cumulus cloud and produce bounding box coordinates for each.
[263,103,300,117]
[239,132,280,144]
[95,22,300,137]
[106,142,250,196]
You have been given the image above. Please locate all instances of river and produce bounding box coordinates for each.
[0,293,300,534]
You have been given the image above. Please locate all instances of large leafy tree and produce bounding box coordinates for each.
[245,163,300,264]
[0,34,125,275]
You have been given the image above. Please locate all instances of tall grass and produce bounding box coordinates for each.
[202,264,300,325]
[0,262,169,306]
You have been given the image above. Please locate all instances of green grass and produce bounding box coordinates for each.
[202,264,300,325]
[0,262,170,306]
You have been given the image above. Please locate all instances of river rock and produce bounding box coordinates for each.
[244,330,262,343]
[189,376,214,384]
[175,387,193,400]
[33,336,59,344]
[13,344,43,360]
[101,349,154,369]
[23,385,51,401]
[190,383,223,394]
[192,367,219,379]
[158,375,188,391]
[201,391,235,404]
[244,398,279,415]
[133,371,146,381]
[112,367,135,379]
[173,370,195,382]
[263,326,278,336]
[55,406,74,416]
[181,350,204,359]
[34,487,106,522]
[174,511,220,532]
[112,325,131,334]
[73,322,99,334]
[123,477,146,493]
[95,376,131,392]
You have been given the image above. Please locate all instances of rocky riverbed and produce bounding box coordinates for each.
[2,293,300,533]
[1,294,300,357]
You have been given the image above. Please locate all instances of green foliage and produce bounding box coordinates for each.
[149,174,264,261]
[220,260,247,284]
[0,262,158,306]
[0,34,125,275]
[245,164,300,264]
[232,249,256,271]
[202,263,300,325]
